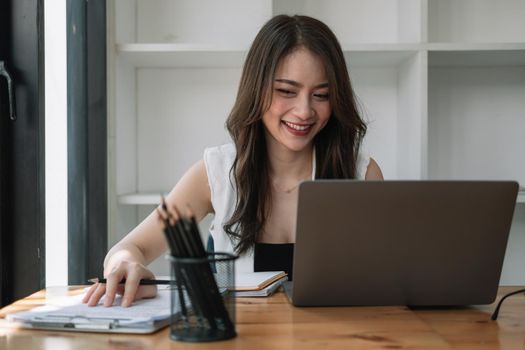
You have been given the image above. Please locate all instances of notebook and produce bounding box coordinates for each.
[233,271,288,297]
[285,180,519,307]
[234,271,287,291]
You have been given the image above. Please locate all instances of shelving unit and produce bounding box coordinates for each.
[108,0,525,280]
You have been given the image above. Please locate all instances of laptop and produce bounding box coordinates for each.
[284,180,519,306]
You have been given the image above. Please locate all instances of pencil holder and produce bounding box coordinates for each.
[167,252,238,342]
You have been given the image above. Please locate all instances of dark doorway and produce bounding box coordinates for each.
[0,0,45,306]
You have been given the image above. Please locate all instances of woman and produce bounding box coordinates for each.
[83,14,383,308]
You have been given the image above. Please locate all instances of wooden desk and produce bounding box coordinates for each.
[0,286,524,349]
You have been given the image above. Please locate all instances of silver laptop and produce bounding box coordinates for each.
[284,180,519,306]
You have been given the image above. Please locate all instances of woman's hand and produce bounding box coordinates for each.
[82,260,157,307]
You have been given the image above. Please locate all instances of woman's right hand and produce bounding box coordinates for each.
[82,260,157,307]
[82,159,212,308]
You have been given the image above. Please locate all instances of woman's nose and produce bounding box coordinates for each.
[293,95,313,119]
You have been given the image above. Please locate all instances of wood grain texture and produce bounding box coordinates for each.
[0,286,524,349]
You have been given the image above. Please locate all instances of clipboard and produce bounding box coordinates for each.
[6,288,173,334]
[18,315,171,334]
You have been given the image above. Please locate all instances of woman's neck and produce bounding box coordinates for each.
[266,141,314,183]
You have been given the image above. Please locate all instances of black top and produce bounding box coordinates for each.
[254,243,295,281]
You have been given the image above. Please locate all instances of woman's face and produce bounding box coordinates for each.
[262,47,332,153]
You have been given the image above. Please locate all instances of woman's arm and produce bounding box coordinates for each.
[365,157,384,180]
[83,159,213,307]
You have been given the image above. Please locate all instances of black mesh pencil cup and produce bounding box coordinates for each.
[168,252,238,342]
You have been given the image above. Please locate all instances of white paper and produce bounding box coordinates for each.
[7,289,171,326]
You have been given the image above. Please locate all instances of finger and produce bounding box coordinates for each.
[156,206,168,222]
[121,274,141,308]
[121,266,155,307]
[82,283,98,303]
[87,283,107,307]
[160,197,172,219]
[171,204,183,221]
[104,269,126,307]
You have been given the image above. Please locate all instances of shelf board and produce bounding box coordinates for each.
[427,43,525,50]
[118,42,525,68]
[118,192,166,205]
[428,43,525,67]
[117,43,247,68]
[119,191,525,205]
[116,43,422,68]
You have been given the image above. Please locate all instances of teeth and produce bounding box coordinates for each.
[284,121,312,131]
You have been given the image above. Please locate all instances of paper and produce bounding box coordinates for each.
[8,272,287,330]
[7,289,171,326]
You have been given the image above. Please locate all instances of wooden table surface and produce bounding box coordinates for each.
[0,286,524,349]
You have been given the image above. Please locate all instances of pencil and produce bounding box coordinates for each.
[87,278,171,285]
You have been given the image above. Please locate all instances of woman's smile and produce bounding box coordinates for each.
[281,120,315,136]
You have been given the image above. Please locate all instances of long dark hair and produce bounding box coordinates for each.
[224,15,367,255]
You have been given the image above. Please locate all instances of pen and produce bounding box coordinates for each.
[87,277,171,285]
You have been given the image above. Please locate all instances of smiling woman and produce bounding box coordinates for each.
[83,14,383,308]
[223,15,382,256]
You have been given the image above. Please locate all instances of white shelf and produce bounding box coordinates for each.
[109,0,525,282]
[428,43,525,67]
[117,43,422,68]
[119,191,525,205]
[118,192,166,205]
[426,43,525,51]
[117,43,247,68]
[117,43,525,68]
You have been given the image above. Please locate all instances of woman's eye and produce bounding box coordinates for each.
[276,88,295,96]
[314,93,329,100]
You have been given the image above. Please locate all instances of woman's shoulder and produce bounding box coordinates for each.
[204,143,236,160]
[203,143,236,186]
[355,149,371,180]
[355,149,384,180]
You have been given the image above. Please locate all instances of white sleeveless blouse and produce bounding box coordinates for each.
[203,143,370,272]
